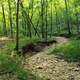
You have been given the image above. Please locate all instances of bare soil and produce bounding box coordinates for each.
[21,39,57,56]
[0,37,13,48]
[23,37,80,80]
[1,37,80,80]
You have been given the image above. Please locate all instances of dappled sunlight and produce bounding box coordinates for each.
[0,37,9,41]
[0,36,14,48]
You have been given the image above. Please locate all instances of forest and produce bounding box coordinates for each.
[0,0,80,80]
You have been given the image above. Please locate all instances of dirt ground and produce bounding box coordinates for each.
[0,37,13,48]
[23,37,80,80]
[1,37,80,80]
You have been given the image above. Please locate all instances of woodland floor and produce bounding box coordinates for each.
[0,37,12,47]
[23,37,80,80]
[0,37,80,80]
[0,37,18,80]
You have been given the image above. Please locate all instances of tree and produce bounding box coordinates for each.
[8,0,13,38]
[45,0,48,40]
[54,1,60,33]
[50,0,53,37]
[1,1,7,35]
[20,2,40,37]
[64,0,71,35]
[15,0,20,53]
[74,0,79,33]
[41,0,45,38]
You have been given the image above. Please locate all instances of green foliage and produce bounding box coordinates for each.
[51,40,80,61]
[0,36,46,80]
[0,53,19,73]
[1,0,80,36]
[0,53,44,80]
[0,53,27,79]
[19,36,40,47]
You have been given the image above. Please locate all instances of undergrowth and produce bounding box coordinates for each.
[0,36,46,80]
[51,40,80,62]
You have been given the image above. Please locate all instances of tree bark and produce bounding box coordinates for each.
[8,0,13,38]
[1,3,7,35]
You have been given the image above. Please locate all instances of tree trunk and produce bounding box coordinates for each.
[50,1,53,37]
[1,3,7,36]
[64,0,71,35]
[45,0,48,40]
[8,0,13,38]
[41,0,45,38]
[74,0,79,33]
[15,0,20,53]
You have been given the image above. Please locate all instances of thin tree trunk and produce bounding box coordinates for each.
[74,0,79,33]
[20,2,40,37]
[64,0,71,35]
[41,0,45,38]
[8,0,13,38]
[54,5,59,33]
[22,12,27,36]
[31,0,34,20]
[50,1,53,37]
[15,0,20,52]
[45,0,48,40]
[1,3,7,35]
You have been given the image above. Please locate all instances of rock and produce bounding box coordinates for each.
[46,78,51,80]
[76,63,80,67]
[74,68,80,72]
[37,66,43,69]
[69,75,74,80]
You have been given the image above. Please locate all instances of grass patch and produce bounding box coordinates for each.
[3,36,56,51]
[51,40,80,61]
[0,53,30,80]
[19,36,40,47]
[0,36,46,80]
[0,54,19,74]
[19,36,56,47]
[0,53,44,80]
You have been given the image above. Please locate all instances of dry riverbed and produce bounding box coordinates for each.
[23,37,80,80]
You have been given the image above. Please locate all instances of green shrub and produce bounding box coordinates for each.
[51,40,80,61]
[0,54,18,73]
[0,54,28,79]
[0,53,44,80]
